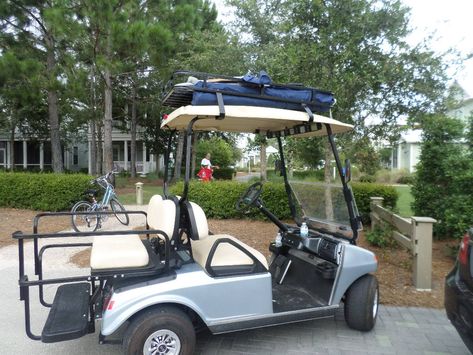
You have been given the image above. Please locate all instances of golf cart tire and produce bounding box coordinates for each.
[122,305,195,355]
[344,274,379,331]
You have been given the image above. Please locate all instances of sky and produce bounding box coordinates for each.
[212,0,473,97]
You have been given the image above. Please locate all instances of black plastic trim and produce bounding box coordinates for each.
[204,238,267,277]
[209,306,338,334]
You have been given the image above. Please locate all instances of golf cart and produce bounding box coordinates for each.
[14,71,378,354]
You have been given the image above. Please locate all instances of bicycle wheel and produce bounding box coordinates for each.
[110,198,129,225]
[71,201,99,232]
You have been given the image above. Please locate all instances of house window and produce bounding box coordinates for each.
[73,146,79,165]
[392,146,398,169]
[113,145,120,161]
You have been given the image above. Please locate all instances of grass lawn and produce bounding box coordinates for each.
[118,185,163,205]
[394,185,413,217]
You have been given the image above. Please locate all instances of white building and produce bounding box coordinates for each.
[390,85,473,173]
[0,122,161,174]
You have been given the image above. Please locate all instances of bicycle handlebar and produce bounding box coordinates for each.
[90,171,118,187]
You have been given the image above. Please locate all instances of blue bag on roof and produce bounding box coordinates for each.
[191,74,334,112]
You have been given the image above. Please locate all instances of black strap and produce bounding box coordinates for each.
[216,91,225,119]
[302,104,314,123]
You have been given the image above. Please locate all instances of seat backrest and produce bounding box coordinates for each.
[183,201,209,240]
[148,194,179,240]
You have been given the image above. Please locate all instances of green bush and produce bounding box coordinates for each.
[351,182,398,224]
[0,172,91,211]
[412,115,473,238]
[293,170,325,181]
[359,175,376,183]
[365,225,396,248]
[170,180,397,225]
[170,181,291,220]
[397,174,415,185]
[213,167,235,180]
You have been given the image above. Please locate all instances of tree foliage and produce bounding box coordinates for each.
[227,0,453,169]
[412,115,473,238]
[196,136,237,168]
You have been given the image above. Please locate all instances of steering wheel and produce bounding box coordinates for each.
[236,182,263,212]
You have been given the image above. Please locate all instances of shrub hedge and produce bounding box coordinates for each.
[0,172,91,211]
[170,181,398,224]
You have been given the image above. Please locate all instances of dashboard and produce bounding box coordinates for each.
[281,227,343,265]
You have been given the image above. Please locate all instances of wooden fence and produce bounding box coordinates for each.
[369,197,436,291]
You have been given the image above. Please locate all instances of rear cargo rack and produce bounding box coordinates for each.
[13,210,171,342]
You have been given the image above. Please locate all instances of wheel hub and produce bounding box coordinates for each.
[144,329,181,355]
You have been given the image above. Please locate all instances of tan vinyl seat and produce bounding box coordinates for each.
[90,234,149,269]
[90,194,175,270]
[185,201,268,270]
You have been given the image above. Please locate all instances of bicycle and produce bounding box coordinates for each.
[71,171,130,232]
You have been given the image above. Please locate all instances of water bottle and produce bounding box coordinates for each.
[300,222,309,238]
[275,232,282,247]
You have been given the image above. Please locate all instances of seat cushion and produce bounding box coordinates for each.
[191,234,268,269]
[147,199,177,239]
[90,235,149,269]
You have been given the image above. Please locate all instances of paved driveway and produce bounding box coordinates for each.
[0,207,469,354]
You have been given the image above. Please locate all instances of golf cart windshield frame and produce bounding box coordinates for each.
[161,120,360,243]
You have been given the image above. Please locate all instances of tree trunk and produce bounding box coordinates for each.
[156,153,161,175]
[89,69,97,175]
[130,86,137,178]
[96,123,103,174]
[173,131,185,181]
[9,123,15,170]
[190,133,198,178]
[324,139,334,220]
[90,121,97,175]
[287,146,294,178]
[260,139,267,181]
[46,48,63,173]
[103,31,113,174]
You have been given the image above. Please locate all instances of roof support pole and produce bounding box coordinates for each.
[325,123,359,242]
[183,117,200,201]
[276,136,297,220]
[163,130,176,198]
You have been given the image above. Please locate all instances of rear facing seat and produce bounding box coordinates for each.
[184,201,268,274]
[90,195,177,270]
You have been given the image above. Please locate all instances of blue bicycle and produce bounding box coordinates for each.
[71,171,129,232]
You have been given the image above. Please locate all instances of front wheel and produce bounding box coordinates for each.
[344,274,379,331]
[110,198,129,225]
[71,201,99,233]
[122,306,195,355]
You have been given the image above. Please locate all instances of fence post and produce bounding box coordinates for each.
[411,216,436,291]
[135,182,144,205]
[370,197,384,231]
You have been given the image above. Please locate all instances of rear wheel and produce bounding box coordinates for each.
[110,198,129,225]
[123,306,195,355]
[71,201,99,232]
[344,274,379,331]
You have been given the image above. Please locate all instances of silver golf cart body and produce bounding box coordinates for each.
[101,105,377,336]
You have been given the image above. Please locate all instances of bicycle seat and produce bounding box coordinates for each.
[85,189,98,197]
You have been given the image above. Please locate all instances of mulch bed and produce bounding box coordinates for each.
[1,208,457,308]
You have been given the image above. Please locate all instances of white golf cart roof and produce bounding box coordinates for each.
[161,105,353,137]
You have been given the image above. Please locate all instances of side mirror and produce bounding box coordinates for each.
[344,159,351,183]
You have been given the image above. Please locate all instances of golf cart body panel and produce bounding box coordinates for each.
[331,244,377,304]
[161,105,353,137]
[102,263,273,336]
